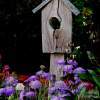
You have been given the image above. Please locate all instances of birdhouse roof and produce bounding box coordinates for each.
[32,0,80,16]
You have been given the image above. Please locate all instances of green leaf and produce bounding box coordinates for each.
[88,70,100,89]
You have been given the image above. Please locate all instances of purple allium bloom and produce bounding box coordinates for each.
[4,86,15,96]
[0,88,5,96]
[29,80,42,89]
[63,65,73,73]
[57,59,65,65]
[73,67,86,74]
[24,75,38,83]
[67,60,78,67]
[54,80,69,90]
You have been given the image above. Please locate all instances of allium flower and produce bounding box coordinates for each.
[0,88,5,96]
[57,59,65,65]
[29,80,42,89]
[24,75,38,83]
[15,83,25,91]
[4,86,15,96]
[67,60,78,67]
[63,65,73,73]
[73,67,86,74]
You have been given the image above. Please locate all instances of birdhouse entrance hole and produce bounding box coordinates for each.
[49,17,61,30]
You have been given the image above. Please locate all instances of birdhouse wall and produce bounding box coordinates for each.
[42,0,72,53]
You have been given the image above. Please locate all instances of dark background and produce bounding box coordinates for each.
[0,0,99,74]
[0,0,49,74]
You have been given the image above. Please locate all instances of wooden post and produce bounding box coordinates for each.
[50,54,64,80]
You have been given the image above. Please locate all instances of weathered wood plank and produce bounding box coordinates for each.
[50,54,64,80]
[42,0,72,53]
[32,0,51,13]
[63,0,80,15]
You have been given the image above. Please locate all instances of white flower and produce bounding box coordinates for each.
[75,46,80,49]
[15,83,25,91]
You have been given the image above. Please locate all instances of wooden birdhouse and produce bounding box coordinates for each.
[32,0,80,53]
[32,0,80,80]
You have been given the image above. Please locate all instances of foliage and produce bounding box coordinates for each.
[71,0,95,49]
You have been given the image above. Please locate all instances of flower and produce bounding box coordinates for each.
[3,76,18,87]
[4,86,15,96]
[73,67,86,74]
[19,90,24,100]
[29,80,42,89]
[63,65,73,74]
[24,75,38,83]
[67,60,78,67]
[51,96,61,100]
[54,80,69,90]
[36,70,45,76]
[18,75,29,82]
[48,87,57,95]
[75,46,80,49]
[74,76,81,84]
[41,72,50,80]
[15,83,25,91]
[0,88,5,96]
[57,59,65,65]
[25,91,36,97]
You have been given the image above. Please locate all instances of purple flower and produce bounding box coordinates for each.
[63,65,73,73]
[36,70,45,76]
[57,59,65,65]
[25,91,36,97]
[0,88,5,96]
[24,75,38,83]
[48,87,57,95]
[19,90,24,100]
[73,67,86,74]
[41,72,50,80]
[54,80,69,90]
[67,60,78,67]
[29,80,42,89]
[4,86,15,96]
[74,76,81,84]
[51,96,61,100]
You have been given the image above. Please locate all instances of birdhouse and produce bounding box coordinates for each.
[32,0,80,53]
